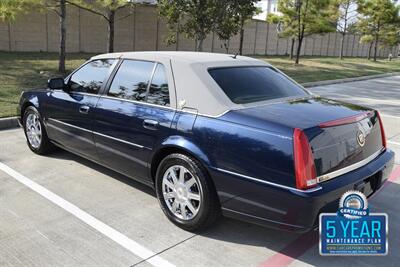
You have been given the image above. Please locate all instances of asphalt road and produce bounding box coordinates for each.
[0,75,399,267]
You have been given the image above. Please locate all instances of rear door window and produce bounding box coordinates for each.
[208,66,308,104]
[108,60,155,102]
[147,64,170,106]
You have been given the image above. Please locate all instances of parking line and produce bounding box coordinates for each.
[381,114,400,120]
[0,162,175,267]
[259,165,400,267]
[388,140,400,146]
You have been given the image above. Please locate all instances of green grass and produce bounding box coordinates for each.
[0,52,93,118]
[257,56,400,83]
[0,52,399,118]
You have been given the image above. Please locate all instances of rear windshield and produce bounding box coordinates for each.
[208,66,308,104]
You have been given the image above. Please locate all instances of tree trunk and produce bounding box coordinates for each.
[224,40,229,53]
[289,38,295,60]
[373,33,379,62]
[196,38,204,52]
[58,0,66,73]
[239,18,244,55]
[294,0,303,64]
[295,37,303,64]
[340,3,349,60]
[368,42,372,60]
[339,32,345,60]
[107,11,115,53]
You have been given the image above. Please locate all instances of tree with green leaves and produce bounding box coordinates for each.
[357,0,400,61]
[0,0,28,20]
[380,25,400,55]
[158,0,219,52]
[212,1,240,53]
[67,0,135,53]
[277,0,336,64]
[212,0,260,54]
[359,34,374,59]
[235,0,260,55]
[158,0,259,53]
[267,12,297,59]
[334,0,358,59]
[0,0,68,72]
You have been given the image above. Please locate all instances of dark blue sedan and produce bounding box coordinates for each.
[18,52,394,232]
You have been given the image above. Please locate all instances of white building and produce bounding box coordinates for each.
[253,0,280,20]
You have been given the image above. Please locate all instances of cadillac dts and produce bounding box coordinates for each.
[18,52,394,232]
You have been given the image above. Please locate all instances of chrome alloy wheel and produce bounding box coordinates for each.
[26,113,42,149]
[162,165,202,220]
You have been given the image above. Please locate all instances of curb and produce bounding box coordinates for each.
[302,72,400,88]
[0,117,20,130]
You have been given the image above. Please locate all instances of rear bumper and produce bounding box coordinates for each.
[212,148,395,232]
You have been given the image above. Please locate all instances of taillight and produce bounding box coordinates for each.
[376,111,386,148]
[293,128,317,190]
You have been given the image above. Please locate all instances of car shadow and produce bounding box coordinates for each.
[45,149,304,246]
[45,149,400,266]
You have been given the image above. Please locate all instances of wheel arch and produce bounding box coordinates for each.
[150,137,212,184]
[20,96,40,123]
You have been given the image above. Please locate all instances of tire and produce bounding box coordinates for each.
[155,153,220,231]
[23,106,56,155]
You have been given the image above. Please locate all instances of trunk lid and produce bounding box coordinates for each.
[223,97,384,178]
[309,111,383,178]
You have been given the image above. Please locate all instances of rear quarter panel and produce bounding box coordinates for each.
[192,115,296,188]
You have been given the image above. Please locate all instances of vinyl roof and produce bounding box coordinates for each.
[91,52,276,117]
[92,51,264,64]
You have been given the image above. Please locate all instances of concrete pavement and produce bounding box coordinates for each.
[309,75,400,165]
[0,75,399,267]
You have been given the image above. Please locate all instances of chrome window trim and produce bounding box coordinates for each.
[51,91,231,118]
[47,118,145,149]
[98,94,231,118]
[144,62,159,102]
[214,167,322,193]
[52,91,99,97]
[99,94,175,112]
[180,108,231,118]
[317,148,385,183]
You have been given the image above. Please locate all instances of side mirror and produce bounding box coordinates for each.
[47,77,66,90]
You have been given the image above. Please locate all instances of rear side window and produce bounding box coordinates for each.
[68,59,115,94]
[108,60,155,102]
[147,64,170,106]
[208,67,308,104]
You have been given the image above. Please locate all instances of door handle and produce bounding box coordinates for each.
[143,119,159,130]
[79,105,90,114]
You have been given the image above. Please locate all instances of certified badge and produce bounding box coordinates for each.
[319,191,388,256]
[338,191,369,219]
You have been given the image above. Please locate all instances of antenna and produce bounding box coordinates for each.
[231,51,239,59]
